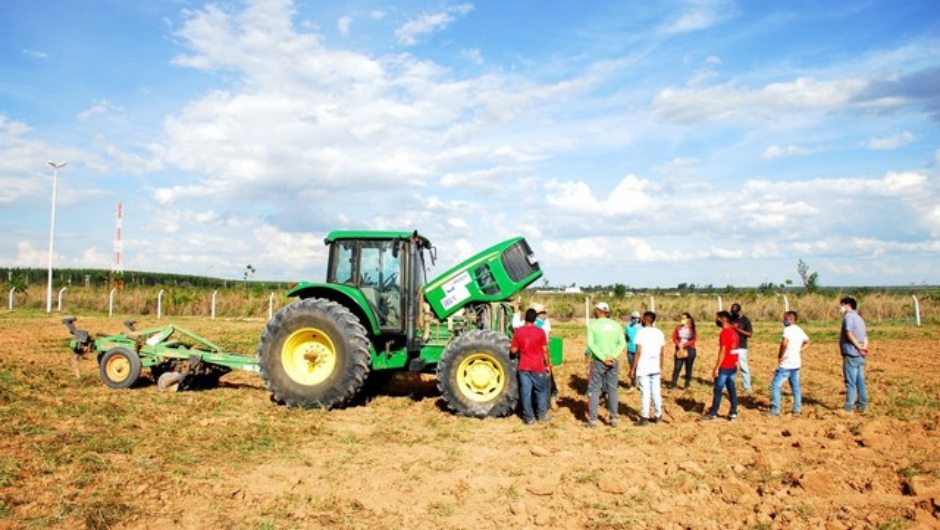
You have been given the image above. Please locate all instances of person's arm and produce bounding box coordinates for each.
[736,318,753,338]
[510,333,520,355]
[631,344,642,378]
[778,337,788,363]
[845,330,869,355]
[672,327,681,347]
[543,319,552,337]
[801,339,811,352]
[586,322,595,364]
[541,339,550,372]
[659,344,665,374]
[713,337,726,378]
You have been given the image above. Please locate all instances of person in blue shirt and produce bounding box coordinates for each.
[839,296,870,413]
[624,310,642,389]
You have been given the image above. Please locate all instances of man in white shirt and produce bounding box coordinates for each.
[630,311,665,426]
[766,310,811,416]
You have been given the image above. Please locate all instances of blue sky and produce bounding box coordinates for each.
[1,0,938,287]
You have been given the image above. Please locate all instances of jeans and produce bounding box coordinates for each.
[637,373,662,419]
[843,355,868,412]
[588,359,619,423]
[770,368,801,414]
[519,371,549,421]
[670,348,697,387]
[708,367,738,417]
[626,351,636,386]
[734,349,751,391]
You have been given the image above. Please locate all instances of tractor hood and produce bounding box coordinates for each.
[423,237,542,320]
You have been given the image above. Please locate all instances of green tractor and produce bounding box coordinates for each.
[258,230,561,417]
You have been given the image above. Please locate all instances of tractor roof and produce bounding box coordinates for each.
[325,230,430,246]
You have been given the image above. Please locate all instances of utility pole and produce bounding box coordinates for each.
[46,161,67,313]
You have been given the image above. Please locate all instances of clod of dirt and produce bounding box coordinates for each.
[509,502,526,516]
[905,476,940,499]
[596,475,628,494]
[799,471,839,495]
[533,511,552,526]
[525,479,556,496]
[529,446,550,457]
[678,461,705,476]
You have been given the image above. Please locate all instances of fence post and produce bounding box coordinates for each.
[913,295,921,326]
[650,296,656,312]
[717,296,723,311]
[157,289,165,320]
[109,288,117,317]
[268,292,275,320]
[783,295,789,312]
[57,287,68,311]
[584,296,590,324]
[211,290,218,320]
[7,287,14,311]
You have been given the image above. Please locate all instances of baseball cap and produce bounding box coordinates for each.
[595,302,610,312]
[529,302,546,314]
[630,310,640,318]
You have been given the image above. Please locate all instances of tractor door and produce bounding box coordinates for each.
[327,239,404,331]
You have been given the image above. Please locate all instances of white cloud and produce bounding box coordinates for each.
[761,144,815,159]
[77,100,125,121]
[461,48,483,65]
[12,241,47,267]
[544,175,654,217]
[705,55,721,65]
[370,10,385,20]
[395,3,474,46]
[21,48,47,60]
[653,77,867,124]
[865,130,915,150]
[337,15,351,36]
[658,0,733,35]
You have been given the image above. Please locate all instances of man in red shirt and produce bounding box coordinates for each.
[704,310,740,421]
[511,308,551,424]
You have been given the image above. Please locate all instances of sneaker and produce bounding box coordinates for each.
[610,418,619,428]
[702,415,717,421]
[651,416,661,424]
[682,382,690,390]
[537,415,550,423]
[792,410,801,416]
[635,418,649,427]
[586,421,597,429]
[728,413,738,422]
[524,418,535,425]
[762,411,780,417]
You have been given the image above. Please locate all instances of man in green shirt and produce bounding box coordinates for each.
[586,302,627,428]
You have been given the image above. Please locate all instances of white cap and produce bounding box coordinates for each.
[595,302,610,312]
[529,302,546,314]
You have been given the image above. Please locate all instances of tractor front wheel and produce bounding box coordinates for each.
[437,330,517,418]
[258,298,371,409]
[99,347,142,389]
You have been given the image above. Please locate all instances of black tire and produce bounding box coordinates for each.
[99,347,142,389]
[258,298,371,409]
[436,329,518,418]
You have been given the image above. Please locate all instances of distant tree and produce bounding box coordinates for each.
[797,259,819,292]
[613,283,627,298]
[244,264,257,281]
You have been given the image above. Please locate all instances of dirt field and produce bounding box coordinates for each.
[1,312,939,529]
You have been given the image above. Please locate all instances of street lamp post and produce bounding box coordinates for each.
[46,161,67,313]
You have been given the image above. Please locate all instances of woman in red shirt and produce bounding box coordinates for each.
[669,312,697,390]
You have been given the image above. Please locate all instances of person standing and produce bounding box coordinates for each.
[512,301,557,405]
[669,312,697,389]
[766,311,810,416]
[730,303,753,393]
[705,310,740,421]
[624,311,642,389]
[839,296,870,414]
[631,311,665,425]
[510,308,550,424]
[586,302,626,428]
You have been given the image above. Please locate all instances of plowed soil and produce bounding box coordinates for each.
[1,313,938,529]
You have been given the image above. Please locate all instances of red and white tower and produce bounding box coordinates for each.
[111,202,125,285]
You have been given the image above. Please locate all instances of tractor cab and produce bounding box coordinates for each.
[325,231,431,332]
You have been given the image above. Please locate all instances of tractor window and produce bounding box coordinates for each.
[359,241,402,329]
[331,240,356,284]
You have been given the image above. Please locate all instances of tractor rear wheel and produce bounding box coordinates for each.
[99,347,142,389]
[258,298,371,409]
[437,329,517,418]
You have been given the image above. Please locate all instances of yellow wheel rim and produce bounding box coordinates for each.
[105,354,131,383]
[281,327,337,386]
[456,353,505,402]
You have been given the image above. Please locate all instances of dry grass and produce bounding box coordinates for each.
[1,313,939,529]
